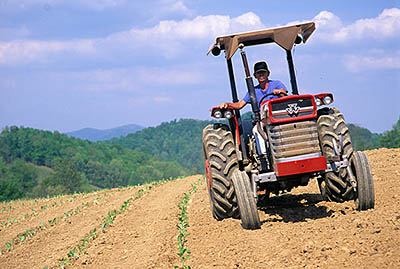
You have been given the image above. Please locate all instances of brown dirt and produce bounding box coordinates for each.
[0,149,399,268]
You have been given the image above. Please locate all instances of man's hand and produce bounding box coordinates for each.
[219,102,229,109]
[273,88,287,95]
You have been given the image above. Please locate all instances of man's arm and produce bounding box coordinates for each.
[219,99,246,110]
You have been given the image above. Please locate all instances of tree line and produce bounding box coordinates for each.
[0,126,190,201]
[348,116,400,150]
[1,115,398,202]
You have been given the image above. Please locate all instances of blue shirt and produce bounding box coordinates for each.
[242,80,287,108]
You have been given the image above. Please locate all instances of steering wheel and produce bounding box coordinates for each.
[258,91,288,107]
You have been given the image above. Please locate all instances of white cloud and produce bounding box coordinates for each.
[159,0,192,16]
[0,39,94,65]
[0,12,264,65]
[314,8,400,42]
[127,12,263,41]
[102,12,263,58]
[2,9,399,67]
[343,53,400,72]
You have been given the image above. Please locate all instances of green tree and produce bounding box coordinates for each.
[0,179,23,201]
[0,157,24,201]
[348,124,381,150]
[47,158,82,194]
[10,159,38,193]
[380,116,400,148]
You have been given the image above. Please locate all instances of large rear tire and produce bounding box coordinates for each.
[351,151,375,210]
[202,124,239,219]
[231,170,261,230]
[317,107,355,202]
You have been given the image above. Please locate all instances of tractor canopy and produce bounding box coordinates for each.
[207,22,315,59]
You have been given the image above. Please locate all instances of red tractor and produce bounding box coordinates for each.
[202,22,375,229]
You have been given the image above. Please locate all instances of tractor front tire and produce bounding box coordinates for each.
[351,151,375,210]
[317,107,355,202]
[202,124,239,220]
[231,170,261,230]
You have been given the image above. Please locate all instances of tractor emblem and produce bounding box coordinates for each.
[286,103,300,115]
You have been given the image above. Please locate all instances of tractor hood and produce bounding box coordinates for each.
[207,22,315,59]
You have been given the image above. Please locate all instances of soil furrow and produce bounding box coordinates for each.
[187,149,400,268]
[0,187,141,268]
[0,188,133,236]
[75,175,201,268]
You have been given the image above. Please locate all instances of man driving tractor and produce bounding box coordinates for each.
[219,61,287,110]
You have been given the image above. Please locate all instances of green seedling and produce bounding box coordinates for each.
[101,222,107,232]
[175,182,199,269]
[89,228,97,239]
[59,258,70,269]
[81,237,89,247]
[17,234,26,243]
[67,247,79,259]
[5,239,14,252]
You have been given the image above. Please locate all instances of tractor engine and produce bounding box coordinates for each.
[259,94,329,178]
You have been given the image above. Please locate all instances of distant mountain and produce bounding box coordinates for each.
[65,124,145,141]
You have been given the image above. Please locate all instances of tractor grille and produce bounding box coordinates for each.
[270,97,314,120]
[267,120,321,160]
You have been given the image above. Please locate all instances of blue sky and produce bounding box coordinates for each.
[1,0,399,133]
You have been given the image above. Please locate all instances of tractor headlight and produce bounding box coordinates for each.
[323,95,332,105]
[213,109,222,118]
[224,110,233,119]
[315,97,322,106]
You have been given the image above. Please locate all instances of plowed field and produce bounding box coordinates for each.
[0,148,399,268]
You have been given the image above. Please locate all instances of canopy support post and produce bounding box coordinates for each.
[286,49,299,95]
[226,57,247,161]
